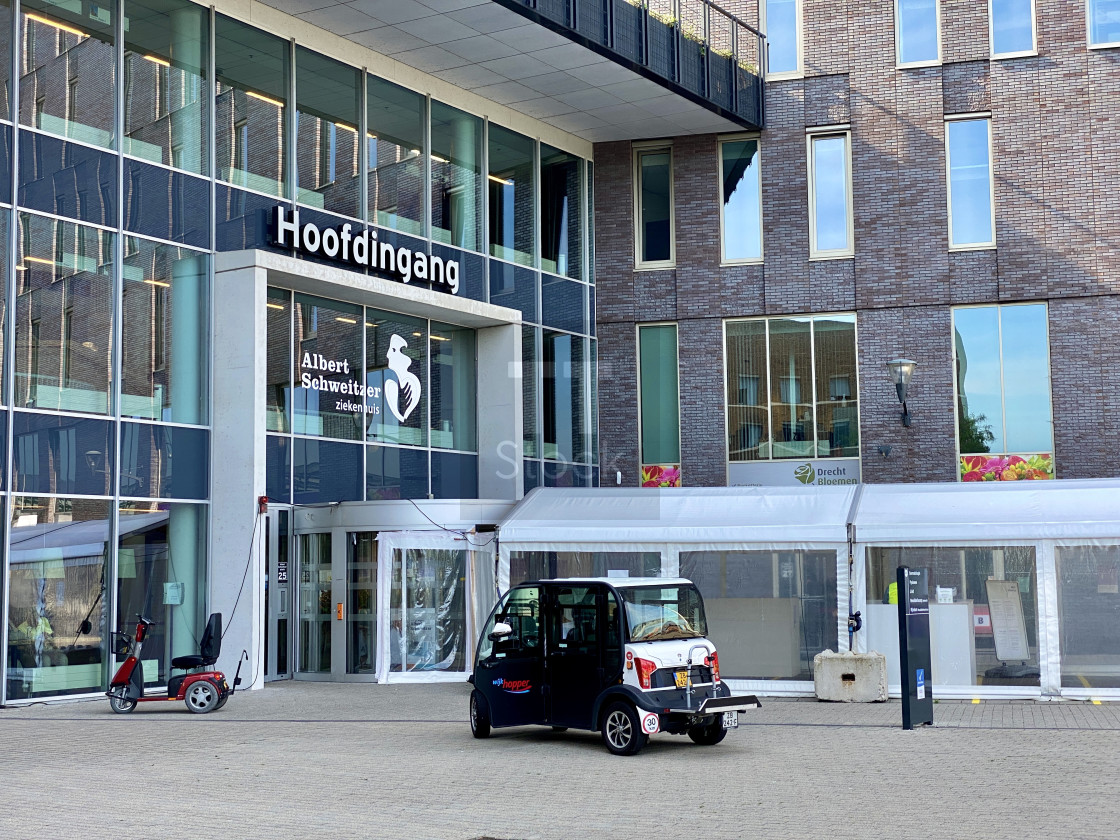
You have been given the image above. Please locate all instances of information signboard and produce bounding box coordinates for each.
[897,566,933,729]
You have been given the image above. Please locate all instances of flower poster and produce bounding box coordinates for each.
[641,464,681,487]
[959,454,1053,481]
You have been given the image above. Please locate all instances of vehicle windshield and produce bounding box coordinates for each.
[620,584,707,642]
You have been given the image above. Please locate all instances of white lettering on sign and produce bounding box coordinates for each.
[273,206,460,295]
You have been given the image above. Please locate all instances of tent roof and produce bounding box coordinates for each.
[852,478,1120,543]
[498,486,857,547]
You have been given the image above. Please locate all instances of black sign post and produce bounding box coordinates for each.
[897,566,933,730]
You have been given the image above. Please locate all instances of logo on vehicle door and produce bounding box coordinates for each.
[494,678,532,694]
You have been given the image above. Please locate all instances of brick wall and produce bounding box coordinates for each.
[596,0,1120,486]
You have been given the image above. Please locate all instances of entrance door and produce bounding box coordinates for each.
[297,533,337,675]
[265,508,293,681]
[546,583,606,729]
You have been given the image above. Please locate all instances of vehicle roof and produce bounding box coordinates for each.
[525,577,694,588]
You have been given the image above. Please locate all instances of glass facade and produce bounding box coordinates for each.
[0,2,598,702]
[638,324,681,487]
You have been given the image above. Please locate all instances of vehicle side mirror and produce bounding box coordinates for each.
[488,622,513,642]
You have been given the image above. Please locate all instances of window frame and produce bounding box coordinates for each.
[950,302,1055,477]
[636,322,682,486]
[1088,0,1120,48]
[633,142,675,270]
[718,134,764,266]
[895,0,942,67]
[945,114,996,251]
[989,0,1037,58]
[762,0,803,79]
[806,128,854,260]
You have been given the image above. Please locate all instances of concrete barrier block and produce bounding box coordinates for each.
[813,650,888,702]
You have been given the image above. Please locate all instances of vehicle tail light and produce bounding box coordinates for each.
[706,652,720,684]
[635,657,657,689]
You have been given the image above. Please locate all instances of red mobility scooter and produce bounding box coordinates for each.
[107,613,242,714]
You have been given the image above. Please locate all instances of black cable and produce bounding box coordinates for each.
[220,507,263,641]
[404,498,497,548]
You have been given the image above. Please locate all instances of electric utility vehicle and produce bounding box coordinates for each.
[468,578,761,755]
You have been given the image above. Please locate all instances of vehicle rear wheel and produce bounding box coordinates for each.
[108,687,136,714]
[470,690,491,738]
[213,691,229,711]
[688,721,727,746]
[185,679,220,714]
[601,701,648,756]
[551,726,568,733]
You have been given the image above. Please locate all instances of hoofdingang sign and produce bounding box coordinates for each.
[271,206,461,295]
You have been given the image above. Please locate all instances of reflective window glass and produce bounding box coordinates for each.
[20,0,116,148]
[991,0,1034,54]
[365,309,427,447]
[488,124,535,267]
[720,138,762,262]
[295,47,360,219]
[947,119,993,247]
[0,212,7,400]
[0,0,11,118]
[543,331,587,463]
[431,450,477,499]
[587,161,595,283]
[429,322,476,452]
[16,213,113,414]
[122,240,208,424]
[13,411,114,495]
[809,134,850,255]
[636,148,672,265]
[431,101,482,252]
[682,549,837,679]
[489,260,538,322]
[119,422,208,499]
[638,325,680,483]
[768,318,814,456]
[117,502,207,687]
[765,0,800,74]
[266,433,291,503]
[954,304,1053,478]
[1057,545,1120,688]
[266,288,291,433]
[813,315,859,458]
[19,133,117,226]
[292,293,363,441]
[215,15,288,196]
[123,0,208,174]
[367,75,425,238]
[367,444,428,500]
[541,144,582,279]
[896,0,939,63]
[541,276,584,334]
[1090,0,1120,45]
[6,497,111,700]
[124,159,209,248]
[294,437,362,503]
[523,329,538,459]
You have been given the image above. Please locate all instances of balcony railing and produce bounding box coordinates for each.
[491,0,765,130]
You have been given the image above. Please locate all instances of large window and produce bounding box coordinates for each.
[541,144,583,279]
[1090,0,1120,46]
[1057,545,1120,689]
[726,315,858,461]
[953,304,1053,480]
[215,14,288,197]
[123,0,208,173]
[990,0,1035,55]
[638,324,681,487]
[488,124,535,267]
[896,0,940,64]
[20,0,116,148]
[719,138,762,263]
[807,132,852,258]
[946,118,994,248]
[543,331,586,464]
[764,0,801,75]
[367,76,425,237]
[295,47,360,218]
[431,101,482,253]
[634,145,673,267]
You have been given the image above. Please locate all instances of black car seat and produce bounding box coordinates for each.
[171,613,222,670]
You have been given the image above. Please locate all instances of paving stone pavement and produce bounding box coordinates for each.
[2,682,1118,840]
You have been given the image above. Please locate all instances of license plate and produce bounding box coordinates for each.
[722,711,739,729]
[674,669,690,689]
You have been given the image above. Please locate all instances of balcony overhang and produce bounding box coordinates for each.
[266,0,764,142]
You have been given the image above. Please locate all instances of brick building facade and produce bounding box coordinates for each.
[594,0,1120,488]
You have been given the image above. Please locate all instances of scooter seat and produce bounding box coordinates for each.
[172,654,215,670]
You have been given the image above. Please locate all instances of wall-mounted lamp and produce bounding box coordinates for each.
[886,358,918,427]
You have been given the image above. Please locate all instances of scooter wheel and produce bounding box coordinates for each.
[109,688,136,714]
[213,691,230,711]
[184,679,221,714]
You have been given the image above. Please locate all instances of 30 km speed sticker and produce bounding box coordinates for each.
[640,711,660,734]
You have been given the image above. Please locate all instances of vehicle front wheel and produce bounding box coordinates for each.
[108,687,136,714]
[185,679,220,714]
[601,701,648,756]
[687,721,727,746]
[470,690,491,738]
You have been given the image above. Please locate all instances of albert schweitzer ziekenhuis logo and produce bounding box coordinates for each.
[385,334,421,422]
[794,463,815,485]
